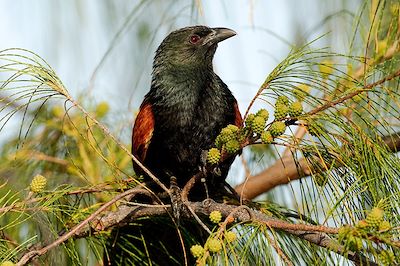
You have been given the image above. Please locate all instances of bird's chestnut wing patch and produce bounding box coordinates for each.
[233,101,243,128]
[132,102,154,162]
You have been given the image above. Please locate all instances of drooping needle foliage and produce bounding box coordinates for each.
[0,0,399,265]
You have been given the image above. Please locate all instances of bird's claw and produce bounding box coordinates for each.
[199,165,207,176]
[213,167,222,176]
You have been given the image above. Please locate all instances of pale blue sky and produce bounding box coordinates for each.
[0,1,355,111]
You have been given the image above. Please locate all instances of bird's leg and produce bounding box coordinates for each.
[169,176,184,224]
[199,151,211,199]
[199,150,223,199]
[200,176,210,199]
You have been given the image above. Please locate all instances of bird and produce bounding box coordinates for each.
[131,25,242,199]
[104,25,242,265]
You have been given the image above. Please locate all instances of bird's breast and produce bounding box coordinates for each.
[153,89,225,142]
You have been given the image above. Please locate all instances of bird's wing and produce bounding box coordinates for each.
[132,102,155,162]
[233,101,243,127]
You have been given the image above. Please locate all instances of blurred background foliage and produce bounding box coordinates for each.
[0,0,399,265]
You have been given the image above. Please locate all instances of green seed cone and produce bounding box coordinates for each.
[288,101,303,117]
[207,148,221,164]
[251,116,266,134]
[207,239,222,253]
[209,210,222,223]
[225,139,240,154]
[261,131,273,144]
[190,244,204,258]
[276,95,289,105]
[270,121,286,137]
[224,231,237,243]
[379,250,395,266]
[219,128,236,143]
[226,124,239,133]
[274,104,289,120]
[256,109,269,120]
[245,114,256,128]
[366,207,384,228]
[30,174,47,193]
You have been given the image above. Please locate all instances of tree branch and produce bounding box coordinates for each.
[235,154,312,199]
[17,197,379,266]
[102,199,376,265]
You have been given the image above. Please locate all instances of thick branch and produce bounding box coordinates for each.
[91,199,375,266]
[235,155,311,199]
[17,193,380,266]
[382,132,400,152]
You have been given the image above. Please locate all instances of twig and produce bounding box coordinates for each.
[259,220,338,234]
[243,84,268,120]
[264,229,293,266]
[185,204,212,234]
[216,205,256,236]
[181,173,213,234]
[308,68,400,116]
[181,172,204,202]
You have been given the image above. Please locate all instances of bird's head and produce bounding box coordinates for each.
[153,26,236,71]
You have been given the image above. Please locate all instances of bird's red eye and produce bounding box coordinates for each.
[189,34,201,44]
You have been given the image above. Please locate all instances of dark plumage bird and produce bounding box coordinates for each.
[132,25,242,198]
[105,26,242,265]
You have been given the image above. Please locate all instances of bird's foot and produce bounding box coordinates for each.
[169,176,184,224]
[198,153,222,200]
[212,167,222,176]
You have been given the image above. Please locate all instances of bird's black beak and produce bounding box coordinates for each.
[204,27,237,45]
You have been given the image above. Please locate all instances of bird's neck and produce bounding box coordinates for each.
[149,63,220,128]
[151,63,214,93]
